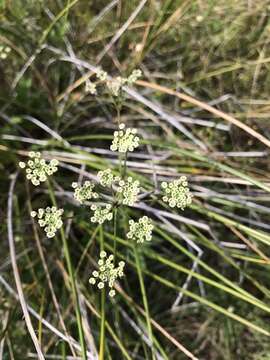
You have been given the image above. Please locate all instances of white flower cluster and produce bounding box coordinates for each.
[106,69,142,96]
[90,204,113,224]
[161,176,193,210]
[31,207,64,238]
[126,69,142,85]
[127,216,153,243]
[117,177,140,206]
[97,169,118,187]
[85,81,97,95]
[110,123,140,153]
[106,76,126,97]
[72,181,98,204]
[96,68,108,81]
[86,68,141,97]
[89,251,125,297]
[19,152,59,186]
[0,45,11,60]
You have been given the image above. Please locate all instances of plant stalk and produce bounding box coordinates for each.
[47,180,87,360]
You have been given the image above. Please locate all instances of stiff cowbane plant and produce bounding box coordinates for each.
[18,69,193,360]
[84,69,192,359]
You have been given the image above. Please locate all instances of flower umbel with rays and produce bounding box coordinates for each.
[90,204,113,224]
[96,68,108,81]
[126,69,142,85]
[161,176,193,210]
[106,69,142,96]
[31,207,64,238]
[110,123,140,153]
[86,68,141,97]
[97,169,119,187]
[89,251,125,297]
[19,151,59,186]
[72,181,98,204]
[116,176,140,206]
[85,80,97,95]
[127,216,154,244]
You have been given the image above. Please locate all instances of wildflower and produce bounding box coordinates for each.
[85,80,97,95]
[96,68,108,81]
[72,181,98,204]
[116,177,140,206]
[31,206,64,238]
[19,152,59,186]
[127,216,153,243]
[90,204,113,224]
[89,251,125,297]
[97,169,116,187]
[0,45,11,60]
[106,70,142,95]
[110,123,140,153]
[106,76,125,97]
[161,176,192,210]
[126,69,142,85]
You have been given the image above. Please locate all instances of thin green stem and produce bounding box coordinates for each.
[113,208,118,262]
[116,104,121,126]
[99,226,106,360]
[75,224,100,275]
[123,152,128,179]
[46,180,87,360]
[133,244,155,360]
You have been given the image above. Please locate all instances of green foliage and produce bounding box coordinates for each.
[1,0,270,359]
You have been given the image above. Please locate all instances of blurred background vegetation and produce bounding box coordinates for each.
[1,0,270,359]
